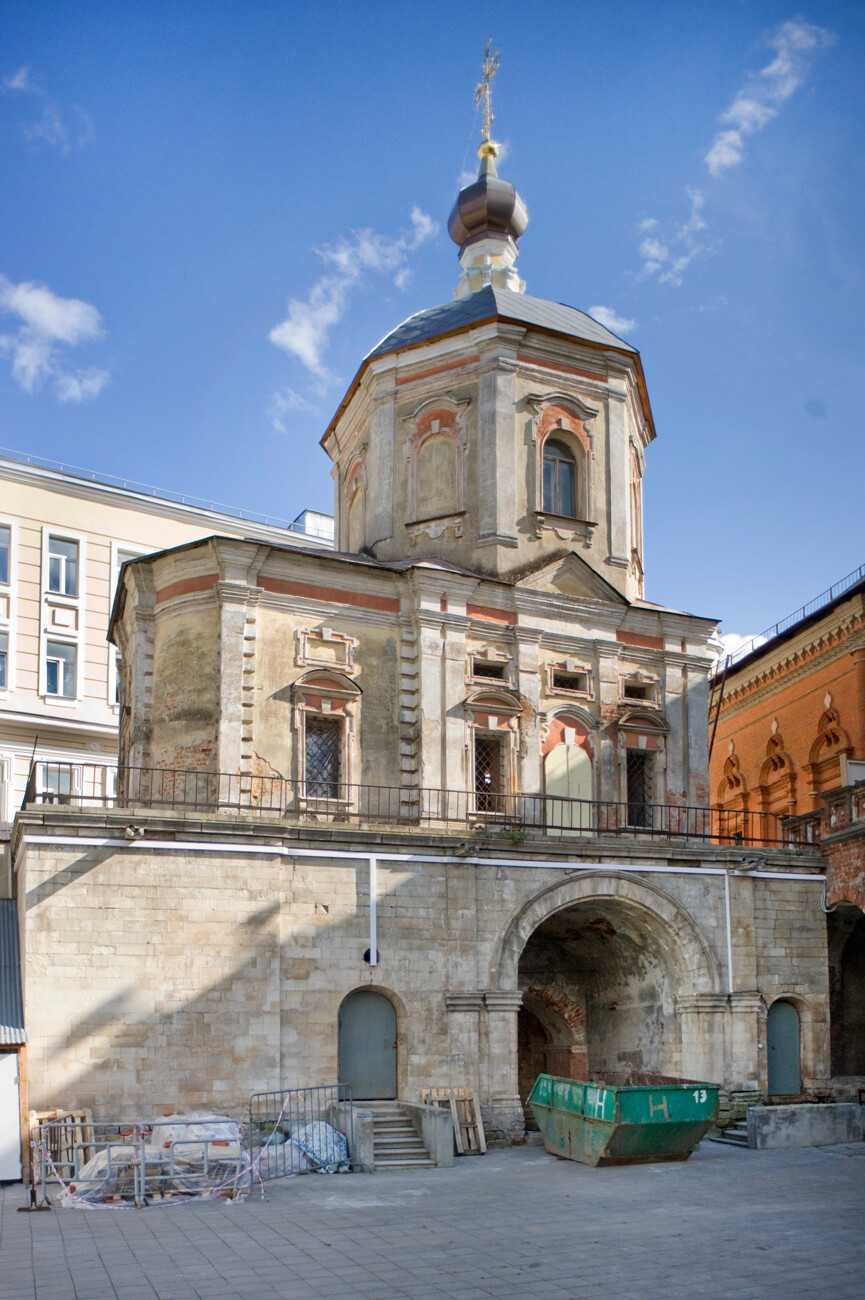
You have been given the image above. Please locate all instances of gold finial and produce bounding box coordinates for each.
[474,39,500,143]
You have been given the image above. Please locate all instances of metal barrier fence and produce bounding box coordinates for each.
[37,1115,247,1206]
[23,762,816,847]
[248,1083,353,1180]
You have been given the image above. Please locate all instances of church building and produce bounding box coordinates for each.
[11,100,831,1146]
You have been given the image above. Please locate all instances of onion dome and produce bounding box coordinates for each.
[447,140,528,254]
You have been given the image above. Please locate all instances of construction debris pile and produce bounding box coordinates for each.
[251,1118,350,1176]
[56,1112,245,1207]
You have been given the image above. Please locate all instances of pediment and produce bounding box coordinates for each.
[515,552,628,605]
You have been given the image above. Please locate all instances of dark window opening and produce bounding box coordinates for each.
[475,733,505,813]
[623,681,653,701]
[542,439,577,518]
[305,716,342,798]
[551,669,589,694]
[473,659,507,680]
[626,749,654,828]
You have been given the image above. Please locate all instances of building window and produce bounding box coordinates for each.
[46,641,76,698]
[542,439,577,518]
[550,667,590,696]
[0,632,6,690]
[471,657,507,681]
[622,679,656,703]
[626,749,654,827]
[0,525,10,586]
[474,732,506,813]
[47,536,79,597]
[305,715,342,798]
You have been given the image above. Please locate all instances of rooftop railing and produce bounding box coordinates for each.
[23,763,821,850]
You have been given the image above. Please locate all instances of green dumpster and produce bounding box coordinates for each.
[527,1074,719,1166]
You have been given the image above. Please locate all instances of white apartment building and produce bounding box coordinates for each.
[0,448,332,831]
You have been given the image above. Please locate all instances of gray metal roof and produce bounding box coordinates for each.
[366,286,637,361]
[0,900,25,1046]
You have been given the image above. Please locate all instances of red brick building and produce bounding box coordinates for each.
[710,567,865,1089]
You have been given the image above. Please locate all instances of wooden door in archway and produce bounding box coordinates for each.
[545,742,593,833]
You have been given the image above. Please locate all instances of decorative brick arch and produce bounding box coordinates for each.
[491,871,719,994]
[717,751,748,808]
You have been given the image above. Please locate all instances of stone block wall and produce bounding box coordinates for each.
[15,813,830,1137]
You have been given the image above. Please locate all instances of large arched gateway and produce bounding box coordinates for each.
[494,873,720,1121]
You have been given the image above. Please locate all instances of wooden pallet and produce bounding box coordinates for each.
[420,1088,486,1155]
[29,1108,96,1175]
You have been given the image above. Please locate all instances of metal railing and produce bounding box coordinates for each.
[22,762,821,847]
[726,561,865,668]
[248,1083,353,1179]
[1,445,330,539]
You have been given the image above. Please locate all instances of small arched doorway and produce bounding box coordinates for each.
[767,1000,801,1095]
[338,989,397,1100]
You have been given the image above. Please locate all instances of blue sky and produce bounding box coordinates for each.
[1,1,862,639]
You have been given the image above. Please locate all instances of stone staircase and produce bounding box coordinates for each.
[368,1100,434,1171]
[710,1118,749,1148]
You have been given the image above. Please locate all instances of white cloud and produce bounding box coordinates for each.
[3,65,32,91]
[267,386,321,433]
[54,368,110,402]
[705,18,835,176]
[589,305,637,335]
[0,275,108,400]
[2,63,93,152]
[269,206,438,386]
[637,189,712,286]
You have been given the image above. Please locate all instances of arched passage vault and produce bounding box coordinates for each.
[482,872,724,1138]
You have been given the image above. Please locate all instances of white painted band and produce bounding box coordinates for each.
[17,834,824,882]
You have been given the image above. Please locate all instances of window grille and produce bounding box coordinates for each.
[626,749,653,828]
[472,659,507,680]
[474,733,505,813]
[305,716,342,798]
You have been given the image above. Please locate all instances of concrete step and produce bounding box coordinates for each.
[375,1159,436,1171]
[368,1100,434,1171]
[710,1123,749,1147]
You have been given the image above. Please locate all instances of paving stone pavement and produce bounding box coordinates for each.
[1,1140,864,1300]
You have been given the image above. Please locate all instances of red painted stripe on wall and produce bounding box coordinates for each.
[616,630,664,650]
[156,574,219,603]
[259,575,400,612]
[467,603,518,626]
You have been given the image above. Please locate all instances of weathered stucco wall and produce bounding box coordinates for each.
[149,608,219,770]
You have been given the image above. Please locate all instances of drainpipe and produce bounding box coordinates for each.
[724,870,734,996]
[369,855,378,967]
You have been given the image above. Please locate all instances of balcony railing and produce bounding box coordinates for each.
[21,763,821,849]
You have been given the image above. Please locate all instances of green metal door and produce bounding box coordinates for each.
[338,989,397,1100]
[767,999,801,1095]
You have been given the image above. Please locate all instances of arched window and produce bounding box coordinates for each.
[542,439,577,517]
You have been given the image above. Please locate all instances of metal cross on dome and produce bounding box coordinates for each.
[474,40,500,141]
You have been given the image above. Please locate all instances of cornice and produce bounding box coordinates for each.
[719,615,865,718]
